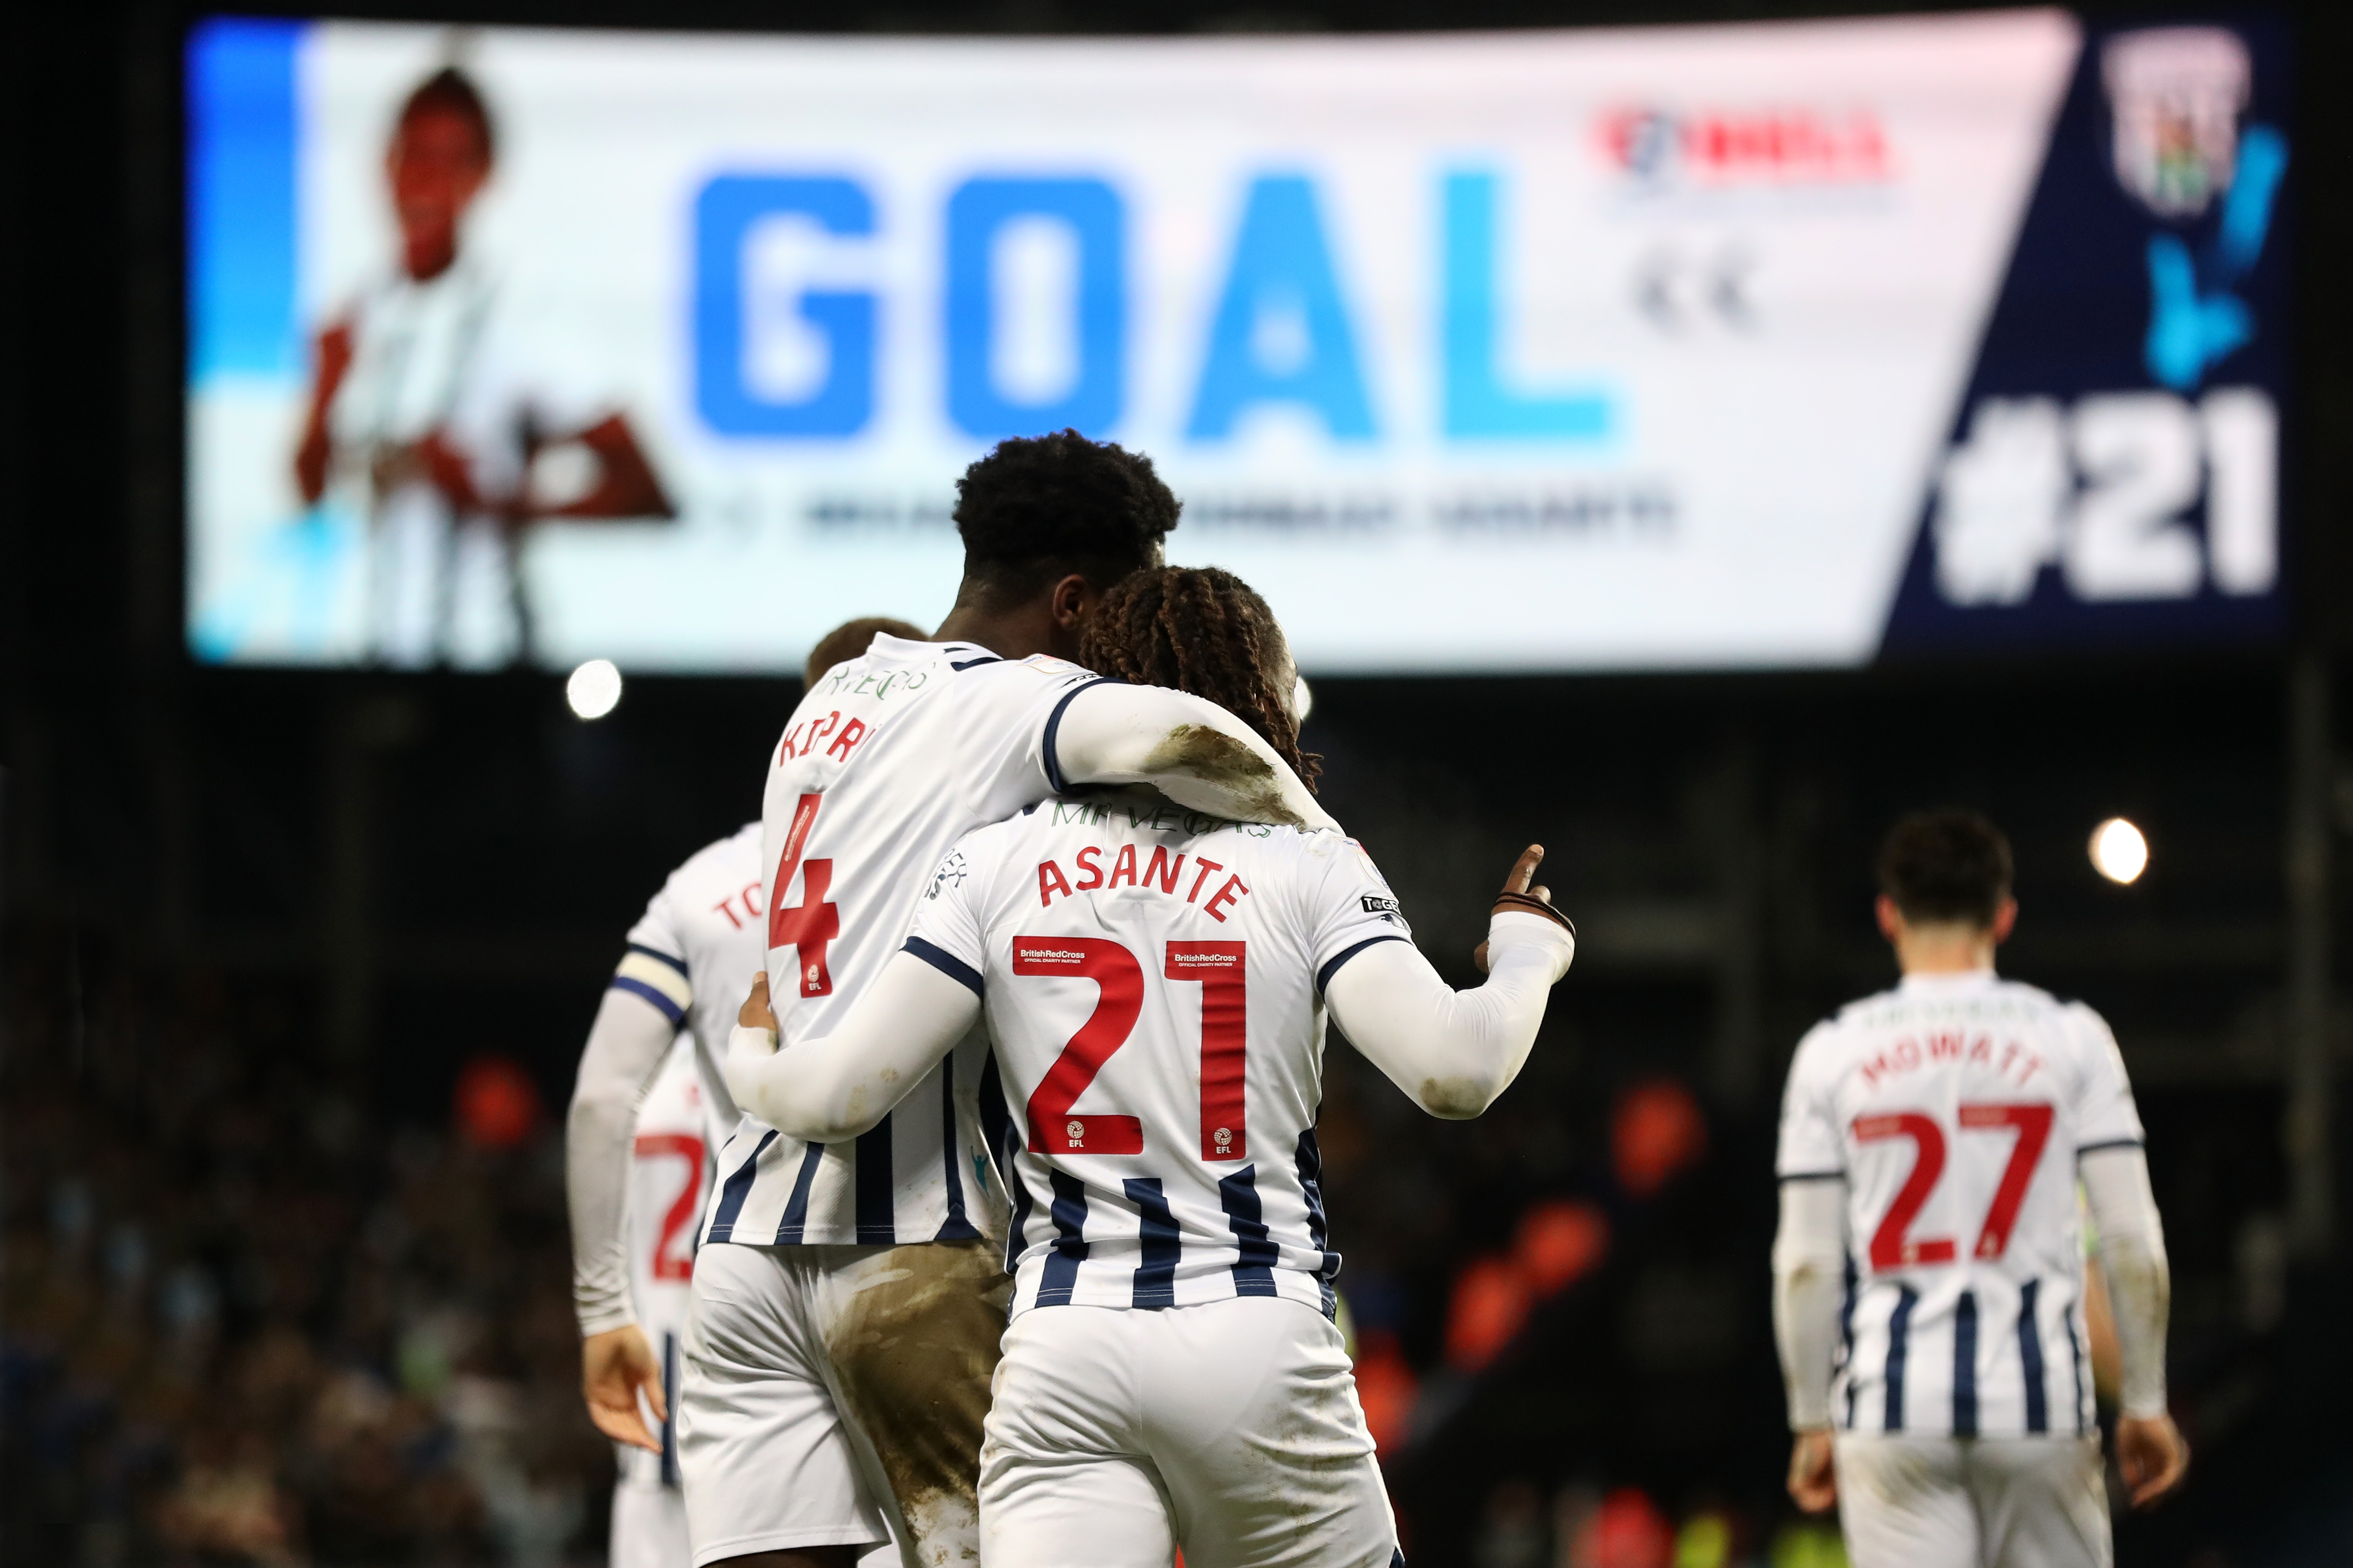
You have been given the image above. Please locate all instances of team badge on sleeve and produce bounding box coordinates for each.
[927,850,970,901]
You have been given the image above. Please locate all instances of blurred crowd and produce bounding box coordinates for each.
[1,941,607,1567]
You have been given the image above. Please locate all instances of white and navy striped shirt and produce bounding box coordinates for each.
[905,795,1405,1320]
[703,635,1106,1249]
[1776,971,2146,1439]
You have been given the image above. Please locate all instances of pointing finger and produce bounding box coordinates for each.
[1504,845,1545,896]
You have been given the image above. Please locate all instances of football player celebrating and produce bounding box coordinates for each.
[567,618,920,1568]
[679,438,1338,1568]
[1772,810,2187,1568]
[726,567,1578,1568]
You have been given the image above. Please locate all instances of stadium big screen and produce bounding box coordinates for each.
[186,10,2287,676]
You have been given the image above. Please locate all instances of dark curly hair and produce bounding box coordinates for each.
[1077,567,1319,794]
[398,66,495,165]
[1877,809,2013,926]
[953,430,1178,609]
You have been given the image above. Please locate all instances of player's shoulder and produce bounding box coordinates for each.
[668,822,764,889]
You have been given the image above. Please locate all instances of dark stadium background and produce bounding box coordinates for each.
[8,0,2352,1563]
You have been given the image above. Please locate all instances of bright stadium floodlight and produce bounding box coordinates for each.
[2090,817,2148,884]
[1293,675,1314,722]
[567,658,623,720]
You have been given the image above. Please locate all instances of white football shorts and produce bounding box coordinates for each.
[677,1239,1009,1568]
[979,1295,1399,1568]
[1834,1432,2110,1568]
[611,1481,691,1568]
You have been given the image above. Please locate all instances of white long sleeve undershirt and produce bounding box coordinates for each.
[727,910,1575,1144]
[1051,682,1339,834]
[1772,1176,1850,1430]
[2081,1144,2171,1419]
[1321,913,1574,1118]
[566,986,683,1337]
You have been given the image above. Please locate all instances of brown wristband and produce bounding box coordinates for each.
[1491,891,1576,937]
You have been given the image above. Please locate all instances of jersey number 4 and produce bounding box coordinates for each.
[1012,937,1247,1162]
[767,793,840,997]
[1853,1103,2053,1270]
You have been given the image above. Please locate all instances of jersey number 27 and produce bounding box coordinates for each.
[1853,1104,2053,1270]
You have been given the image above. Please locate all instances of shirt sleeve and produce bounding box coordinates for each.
[966,658,1108,819]
[1304,837,1416,994]
[613,885,694,1027]
[902,838,992,996]
[1775,1024,1847,1180]
[2067,1003,2146,1152]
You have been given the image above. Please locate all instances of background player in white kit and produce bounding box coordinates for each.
[679,436,1339,1568]
[727,568,1579,1568]
[567,620,923,1568]
[1772,810,2189,1568]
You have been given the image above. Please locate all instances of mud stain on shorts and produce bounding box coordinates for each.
[826,1241,1011,1562]
[1140,725,1303,827]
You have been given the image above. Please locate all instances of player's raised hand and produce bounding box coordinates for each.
[1476,844,1573,973]
[581,1323,666,1454]
[1787,1427,1838,1513]
[2116,1412,2189,1508]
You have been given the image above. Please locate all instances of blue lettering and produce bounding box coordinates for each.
[1186,174,1376,441]
[946,177,1125,437]
[1441,170,1611,440]
[694,175,875,437]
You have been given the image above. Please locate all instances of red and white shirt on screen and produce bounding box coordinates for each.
[1775,971,2146,1439]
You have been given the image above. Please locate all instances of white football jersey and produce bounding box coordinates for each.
[705,634,1110,1249]
[617,1037,717,1491]
[1776,971,2146,1440]
[904,792,1408,1320]
[611,822,764,1128]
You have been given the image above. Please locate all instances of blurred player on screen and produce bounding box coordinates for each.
[677,435,1340,1568]
[567,623,920,1568]
[292,64,673,669]
[1773,810,2187,1568]
[726,568,1578,1568]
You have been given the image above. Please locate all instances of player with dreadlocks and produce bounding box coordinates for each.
[727,566,1579,1568]
[1073,566,1321,794]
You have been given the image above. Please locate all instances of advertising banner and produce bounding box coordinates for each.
[186,11,2287,674]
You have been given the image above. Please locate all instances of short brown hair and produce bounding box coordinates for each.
[398,66,495,165]
[1877,809,2013,926]
[1075,567,1317,793]
[804,616,925,688]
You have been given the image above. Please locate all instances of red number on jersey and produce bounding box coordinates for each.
[1853,1112,1956,1269]
[1958,1101,2056,1260]
[1166,942,1246,1161]
[1014,938,1145,1155]
[633,1133,706,1281]
[767,792,840,997]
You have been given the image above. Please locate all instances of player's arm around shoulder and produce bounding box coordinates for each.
[1324,843,1575,1120]
[721,831,1001,1143]
[1049,678,1340,833]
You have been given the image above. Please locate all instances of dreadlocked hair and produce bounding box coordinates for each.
[1077,567,1321,795]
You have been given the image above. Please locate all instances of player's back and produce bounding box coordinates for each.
[911,792,1408,1319]
[708,632,1103,1249]
[1778,971,2145,1438]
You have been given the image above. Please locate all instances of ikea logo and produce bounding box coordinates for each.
[692,169,1613,446]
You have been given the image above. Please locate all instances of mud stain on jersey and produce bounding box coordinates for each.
[1418,1076,1488,1119]
[827,1241,1011,1568]
[1141,725,1304,828]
